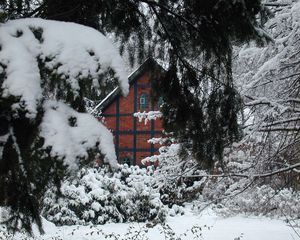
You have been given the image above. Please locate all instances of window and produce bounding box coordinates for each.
[139,93,149,110]
[122,156,132,166]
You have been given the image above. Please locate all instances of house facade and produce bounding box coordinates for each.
[96,59,164,165]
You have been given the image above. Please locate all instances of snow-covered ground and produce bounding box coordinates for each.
[3,207,298,240]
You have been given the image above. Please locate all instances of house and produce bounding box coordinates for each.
[94,58,164,166]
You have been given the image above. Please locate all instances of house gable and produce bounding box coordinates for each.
[96,58,164,165]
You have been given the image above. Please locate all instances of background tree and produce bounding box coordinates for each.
[175,0,300,219]
[233,0,300,187]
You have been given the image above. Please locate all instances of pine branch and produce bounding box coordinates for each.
[141,0,200,33]
[146,2,225,87]
[43,4,81,20]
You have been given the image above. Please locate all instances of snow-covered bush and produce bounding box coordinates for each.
[42,165,167,225]
[209,185,300,219]
[193,139,300,218]
[135,112,206,207]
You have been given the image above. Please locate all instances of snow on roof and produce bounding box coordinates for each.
[91,86,119,114]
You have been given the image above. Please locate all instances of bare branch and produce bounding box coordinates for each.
[258,127,300,132]
[264,3,291,7]
[181,162,300,179]
[261,117,300,128]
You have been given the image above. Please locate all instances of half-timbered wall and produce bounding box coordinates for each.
[101,69,163,166]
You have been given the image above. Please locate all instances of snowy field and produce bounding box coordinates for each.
[2,207,298,240]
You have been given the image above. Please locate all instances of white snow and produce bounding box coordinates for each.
[90,86,119,114]
[0,18,128,118]
[0,21,42,118]
[134,111,163,125]
[40,100,118,170]
[0,18,130,169]
[2,207,298,240]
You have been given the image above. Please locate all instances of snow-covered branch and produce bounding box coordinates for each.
[258,126,300,132]
[182,162,300,179]
[264,2,291,7]
[134,111,163,124]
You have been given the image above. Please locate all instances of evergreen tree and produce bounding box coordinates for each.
[0,18,126,234]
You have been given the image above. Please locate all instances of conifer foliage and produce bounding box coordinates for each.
[0,18,127,234]
[146,0,268,168]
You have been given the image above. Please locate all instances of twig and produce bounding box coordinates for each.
[181,162,300,179]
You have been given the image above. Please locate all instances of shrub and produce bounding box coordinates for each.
[42,165,167,225]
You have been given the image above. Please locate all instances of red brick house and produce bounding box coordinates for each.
[95,59,164,165]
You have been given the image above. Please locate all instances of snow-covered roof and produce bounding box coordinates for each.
[92,58,163,113]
